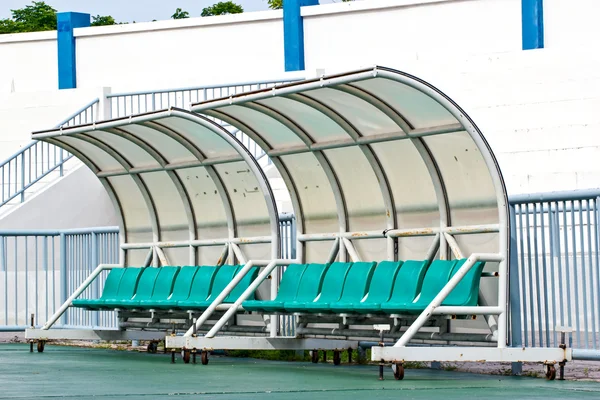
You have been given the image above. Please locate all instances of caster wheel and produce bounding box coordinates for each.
[147,342,158,354]
[311,350,319,364]
[333,350,341,366]
[37,341,45,353]
[546,364,556,381]
[201,351,209,365]
[393,363,405,380]
[183,349,191,364]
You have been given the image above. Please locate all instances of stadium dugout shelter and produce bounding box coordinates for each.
[26,66,570,380]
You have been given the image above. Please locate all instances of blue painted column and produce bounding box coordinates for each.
[57,12,90,89]
[284,0,318,72]
[521,0,544,50]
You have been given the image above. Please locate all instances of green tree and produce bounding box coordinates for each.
[267,0,282,9]
[91,15,116,26]
[201,1,244,17]
[171,8,190,19]
[0,1,57,34]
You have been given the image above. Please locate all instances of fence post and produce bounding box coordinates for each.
[19,154,25,203]
[509,204,523,375]
[91,232,99,328]
[59,233,68,326]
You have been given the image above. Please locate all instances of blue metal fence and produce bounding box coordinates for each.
[0,227,119,331]
[509,189,600,351]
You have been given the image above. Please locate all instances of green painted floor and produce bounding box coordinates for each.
[1,344,599,399]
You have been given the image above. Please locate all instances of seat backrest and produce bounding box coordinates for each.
[150,266,181,300]
[387,260,429,304]
[187,266,219,301]
[338,262,377,302]
[442,259,486,306]
[363,261,403,303]
[205,265,240,301]
[315,262,353,303]
[415,260,457,304]
[225,266,260,302]
[294,263,329,302]
[169,266,200,301]
[99,268,125,300]
[132,267,161,301]
[115,267,145,299]
[274,264,308,301]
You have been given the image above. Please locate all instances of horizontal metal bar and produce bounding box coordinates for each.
[296,327,497,343]
[509,188,600,204]
[121,236,274,250]
[107,78,300,99]
[96,155,244,178]
[572,349,600,361]
[166,336,359,351]
[26,328,165,341]
[297,224,500,242]
[0,226,119,237]
[372,346,572,363]
[267,124,464,157]
[431,306,503,315]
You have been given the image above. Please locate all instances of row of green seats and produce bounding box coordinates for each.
[72,264,260,311]
[242,259,485,314]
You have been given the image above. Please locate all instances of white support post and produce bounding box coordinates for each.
[394,253,503,347]
[425,234,441,262]
[326,238,340,264]
[155,246,169,266]
[216,243,229,266]
[206,260,279,338]
[42,264,121,330]
[230,243,247,264]
[443,232,464,259]
[142,248,153,267]
[342,238,361,262]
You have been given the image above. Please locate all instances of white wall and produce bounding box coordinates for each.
[544,0,600,49]
[303,0,522,71]
[0,87,106,160]
[0,31,57,93]
[0,164,118,230]
[74,11,286,92]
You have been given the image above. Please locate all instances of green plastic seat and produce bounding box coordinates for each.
[442,259,486,306]
[242,264,308,312]
[284,262,352,313]
[135,266,181,308]
[109,267,162,309]
[382,259,457,313]
[330,261,403,313]
[137,266,200,309]
[99,267,146,309]
[72,268,125,309]
[224,265,260,302]
[178,265,241,310]
[176,265,221,309]
[308,262,376,312]
[376,260,429,313]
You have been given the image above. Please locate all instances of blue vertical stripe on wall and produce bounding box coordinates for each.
[284,0,319,72]
[57,12,90,89]
[521,0,544,50]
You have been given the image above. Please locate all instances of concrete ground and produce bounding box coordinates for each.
[1,343,600,399]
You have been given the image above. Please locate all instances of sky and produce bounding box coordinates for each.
[0,0,338,22]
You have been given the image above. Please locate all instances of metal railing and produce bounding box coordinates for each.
[0,99,101,212]
[0,227,119,331]
[509,189,600,351]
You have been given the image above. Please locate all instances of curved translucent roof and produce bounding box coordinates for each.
[190,66,508,264]
[32,109,279,266]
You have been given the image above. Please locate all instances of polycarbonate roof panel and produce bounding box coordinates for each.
[191,66,508,263]
[32,109,280,266]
